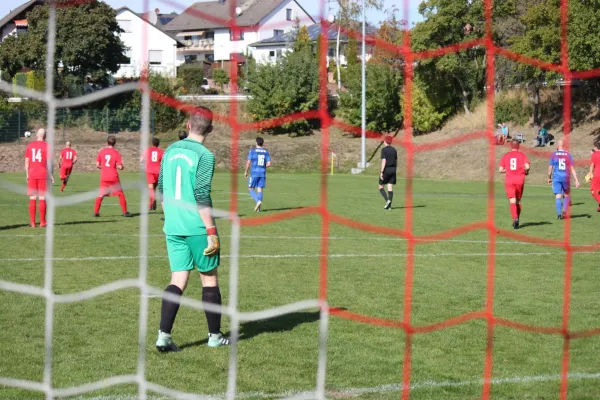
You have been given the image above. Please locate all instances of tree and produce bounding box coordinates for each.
[0,0,127,97]
[294,25,311,52]
[371,8,406,70]
[213,69,230,91]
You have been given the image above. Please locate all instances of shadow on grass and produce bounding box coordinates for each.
[391,205,426,210]
[520,221,553,228]
[238,206,307,217]
[569,214,592,219]
[571,202,585,206]
[0,224,31,231]
[179,311,321,350]
[55,220,119,226]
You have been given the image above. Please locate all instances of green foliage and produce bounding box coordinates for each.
[247,42,320,135]
[145,72,183,132]
[339,62,402,133]
[213,69,230,90]
[178,66,204,94]
[346,36,358,69]
[294,25,311,52]
[0,0,127,96]
[13,73,27,89]
[405,81,450,134]
[495,92,531,126]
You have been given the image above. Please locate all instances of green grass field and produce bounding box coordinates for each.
[1,171,600,400]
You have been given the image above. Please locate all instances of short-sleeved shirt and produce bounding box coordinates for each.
[592,151,600,177]
[60,148,77,168]
[25,141,49,179]
[144,147,164,174]
[381,146,398,170]
[97,147,123,181]
[500,150,530,185]
[158,138,215,237]
[248,147,271,178]
[549,150,574,182]
[501,126,509,136]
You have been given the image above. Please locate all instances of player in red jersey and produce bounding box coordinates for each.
[94,136,131,217]
[140,137,164,211]
[588,140,600,212]
[499,139,531,229]
[25,128,54,227]
[58,141,77,192]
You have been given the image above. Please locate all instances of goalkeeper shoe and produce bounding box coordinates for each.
[208,332,230,348]
[156,330,181,353]
[384,200,392,210]
[254,201,262,213]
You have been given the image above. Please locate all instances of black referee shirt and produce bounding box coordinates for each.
[381,146,398,170]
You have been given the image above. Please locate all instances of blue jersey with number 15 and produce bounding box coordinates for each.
[248,147,271,178]
[549,150,574,182]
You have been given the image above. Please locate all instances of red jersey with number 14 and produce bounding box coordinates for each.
[25,141,49,179]
[60,148,77,168]
[144,147,164,174]
[97,147,123,181]
[500,150,530,185]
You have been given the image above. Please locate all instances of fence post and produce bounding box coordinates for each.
[105,108,109,133]
[17,109,21,141]
[62,109,66,142]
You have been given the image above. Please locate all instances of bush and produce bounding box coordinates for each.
[405,82,451,134]
[178,66,204,94]
[495,92,531,126]
[213,68,230,90]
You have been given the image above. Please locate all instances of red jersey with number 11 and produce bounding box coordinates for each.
[500,150,530,185]
[144,147,164,174]
[60,148,77,168]
[97,147,123,181]
[25,141,49,179]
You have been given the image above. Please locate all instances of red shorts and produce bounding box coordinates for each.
[505,182,525,200]
[28,178,47,196]
[60,166,72,180]
[146,173,159,185]
[591,177,600,192]
[99,180,123,197]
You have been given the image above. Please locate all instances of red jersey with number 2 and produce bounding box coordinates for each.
[500,151,530,185]
[25,141,49,179]
[97,147,123,181]
[60,148,77,168]
[145,147,164,174]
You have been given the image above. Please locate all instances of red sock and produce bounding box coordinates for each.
[61,181,66,191]
[118,193,128,213]
[39,200,47,224]
[94,197,103,214]
[517,203,522,217]
[593,191,600,205]
[29,199,36,225]
[509,203,518,220]
[149,191,155,210]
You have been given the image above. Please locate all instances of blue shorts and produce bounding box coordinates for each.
[248,177,266,189]
[552,180,570,195]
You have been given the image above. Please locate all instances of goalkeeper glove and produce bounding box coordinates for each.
[585,172,593,184]
[204,226,220,257]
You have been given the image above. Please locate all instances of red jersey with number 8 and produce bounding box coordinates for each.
[97,147,123,181]
[500,151,530,185]
[25,141,49,179]
[145,147,164,174]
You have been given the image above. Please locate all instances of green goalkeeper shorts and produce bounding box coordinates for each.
[165,235,220,273]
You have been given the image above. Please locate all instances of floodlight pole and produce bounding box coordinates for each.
[360,0,367,169]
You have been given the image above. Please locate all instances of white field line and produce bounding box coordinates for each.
[0,251,597,263]
[13,371,600,400]
[0,233,577,248]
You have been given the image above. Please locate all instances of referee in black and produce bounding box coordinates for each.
[379,135,398,210]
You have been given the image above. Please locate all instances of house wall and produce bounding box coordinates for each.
[251,45,292,64]
[257,0,312,41]
[114,9,181,78]
[1,23,16,42]
[214,28,258,62]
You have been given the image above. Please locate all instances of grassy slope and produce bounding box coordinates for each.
[0,172,599,399]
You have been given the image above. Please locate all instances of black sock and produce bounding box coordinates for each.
[379,188,389,202]
[388,191,394,202]
[202,286,222,334]
[160,284,183,334]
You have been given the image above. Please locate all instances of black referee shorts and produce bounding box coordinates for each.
[379,168,397,185]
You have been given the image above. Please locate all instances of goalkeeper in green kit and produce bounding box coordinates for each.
[155,106,229,352]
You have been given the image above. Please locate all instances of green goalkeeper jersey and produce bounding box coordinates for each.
[158,138,215,236]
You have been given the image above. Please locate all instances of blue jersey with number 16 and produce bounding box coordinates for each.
[549,150,574,182]
[248,147,271,178]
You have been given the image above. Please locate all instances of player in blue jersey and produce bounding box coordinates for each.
[245,137,271,212]
[548,139,580,219]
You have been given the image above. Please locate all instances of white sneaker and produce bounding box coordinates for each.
[254,201,262,212]
[384,200,392,210]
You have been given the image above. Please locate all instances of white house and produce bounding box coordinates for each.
[114,7,184,78]
[163,0,315,74]
[0,0,44,42]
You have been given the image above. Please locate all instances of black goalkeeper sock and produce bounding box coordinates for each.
[388,191,394,202]
[202,286,222,334]
[379,188,389,202]
[160,284,183,334]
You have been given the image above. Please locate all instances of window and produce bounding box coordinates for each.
[184,54,198,64]
[16,27,27,35]
[328,48,335,57]
[230,28,244,41]
[269,50,275,57]
[118,20,131,33]
[192,35,200,46]
[206,31,215,40]
[286,8,293,21]
[273,29,283,37]
[122,49,132,65]
[276,49,282,58]
[148,50,163,65]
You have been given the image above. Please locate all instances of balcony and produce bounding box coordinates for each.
[180,39,214,52]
